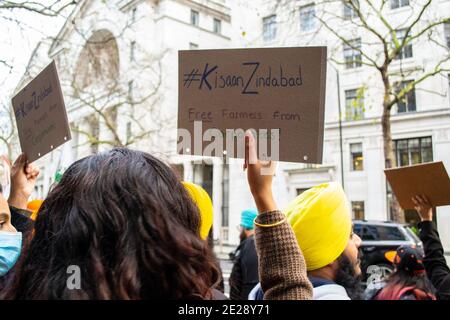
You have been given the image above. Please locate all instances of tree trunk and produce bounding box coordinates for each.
[381,71,405,223]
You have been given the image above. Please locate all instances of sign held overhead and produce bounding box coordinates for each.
[12,60,71,163]
[177,47,327,163]
[385,162,450,210]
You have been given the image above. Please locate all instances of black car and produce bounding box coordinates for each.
[353,220,423,284]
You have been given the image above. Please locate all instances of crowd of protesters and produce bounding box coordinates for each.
[0,131,449,300]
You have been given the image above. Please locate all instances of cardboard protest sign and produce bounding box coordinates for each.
[178,47,327,163]
[385,162,450,210]
[12,61,71,163]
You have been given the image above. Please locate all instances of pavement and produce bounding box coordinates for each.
[215,244,236,298]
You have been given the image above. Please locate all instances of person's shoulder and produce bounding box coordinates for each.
[242,235,256,247]
[313,284,351,300]
[211,288,228,300]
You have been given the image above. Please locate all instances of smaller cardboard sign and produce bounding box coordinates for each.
[384,162,450,210]
[12,61,71,163]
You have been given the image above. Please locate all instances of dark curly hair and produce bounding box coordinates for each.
[1,148,220,299]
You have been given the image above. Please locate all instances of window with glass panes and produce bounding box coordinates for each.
[213,18,221,34]
[263,15,277,42]
[300,4,316,32]
[221,163,229,228]
[395,80,416,113]
[190,10,199,26]
[350,143,364,171]
[343,38,362,68]
[352,201,365,220]
[448,74,450,104]
[345,88,364,120]
[390,0,409,9]
[130,41,136,62]
[445,23,450,48]
[394,137,433,167]
[343,0,359,20]
[394,29,413,60]
[296,188,309,196]
[389,136,433,222]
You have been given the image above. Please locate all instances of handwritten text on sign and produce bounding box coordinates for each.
[183,62,303,93]
[178,47,327,164]
[12,61,71,163]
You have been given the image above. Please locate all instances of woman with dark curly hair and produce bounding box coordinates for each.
[1,148,221,299]
[1,141,313,300]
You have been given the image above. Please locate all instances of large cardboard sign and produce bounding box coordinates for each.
[178,47,327,163]
[385,162,450,210]
[12,61,71,163]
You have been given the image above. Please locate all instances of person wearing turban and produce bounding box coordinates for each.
[229,208,259,300]
[182,181,213,240]
[284,182,363,300]
[182,181,226,298]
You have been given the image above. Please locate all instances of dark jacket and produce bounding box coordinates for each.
[418,221,450,300]
[229,235,259,300]
[10,206,34,234]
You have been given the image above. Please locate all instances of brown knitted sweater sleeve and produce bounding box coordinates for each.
[254,210,313,300]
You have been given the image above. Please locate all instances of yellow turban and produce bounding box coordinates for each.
[182,181,213,240]
[285,182,352,271]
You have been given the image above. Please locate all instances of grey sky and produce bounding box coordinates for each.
[0,2,72,106]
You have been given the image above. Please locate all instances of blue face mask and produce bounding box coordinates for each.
[0,231,22,276]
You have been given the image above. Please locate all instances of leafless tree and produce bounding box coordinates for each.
[268,0,449,221]
[0,100,16,158]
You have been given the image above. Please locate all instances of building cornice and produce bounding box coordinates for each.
[325,108,450,130]
[154,14,231,40]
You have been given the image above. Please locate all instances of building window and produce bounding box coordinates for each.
[394,29,413,60]
[343,0,359,20]
[448,74,450,104]
[222,163,229,229]
[128,80,134,99]
[343,38,362,69]
[345,88,364,120]
[263,15,277,42]
[213,18,221,34]
[445,23,450,48]
[352,201,365,220]
[300,4,316,32]
[395,80,416,113]
[350,143,364,171]
[389,136,433,222]
[87,115,99,155]
[190,10,199,26]
[296,188,309,196]
[126,122,132,144]
[390,0,409,9]
[130,41,136,62]
[131,7,137,23]
[189,42,199,50]
[395,136,433,167]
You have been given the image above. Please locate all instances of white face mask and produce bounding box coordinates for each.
[0,231,22,276]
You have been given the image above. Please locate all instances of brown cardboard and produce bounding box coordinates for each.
[12,61,71,163]
[178,47,327,163]
[384,162,450,210]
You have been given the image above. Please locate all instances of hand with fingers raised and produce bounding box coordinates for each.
[243,130,277,214]
[7,154,40,210]
[412,194,433,222]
